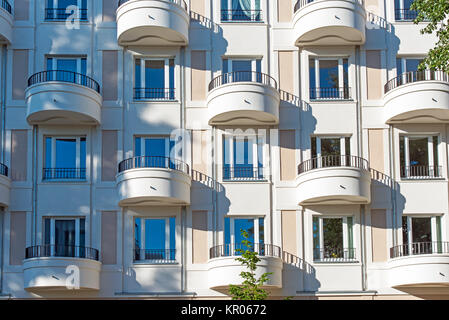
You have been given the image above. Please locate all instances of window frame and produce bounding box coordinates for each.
[221,0,262,22]
[399,134,440,179]
[43,216,86,254]
[46,56,87,74]
[402,215,442,245]
[309,56,350,100]
[134,57,176,101]
[225,216,265,246]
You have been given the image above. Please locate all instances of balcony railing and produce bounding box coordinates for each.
[134,249,176,263]
[313,247,357,263]
[45,8,88,21]
[134,88,175,101]
[298,155,370,175]
[294,0,364,13]
[400,165,443,180]
[394,8,420,21]
[221,9,262,22]
[118,0,188,11]
[0,163,8,177]
[1,0,11,14]
[118,156,190,175]
[309,87,351,100]
[208,71,278,91]
[209,243,282,259]
[28,70,101,94]
[223,166,265,181]
[384,70,449,94]
[25,245,99,261]
[43,168,86,180]
[390,242,449,258]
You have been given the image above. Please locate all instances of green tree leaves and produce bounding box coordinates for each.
[411,0,449,72]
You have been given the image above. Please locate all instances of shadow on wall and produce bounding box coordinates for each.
[122,265,182,294]
[282,251,321,294]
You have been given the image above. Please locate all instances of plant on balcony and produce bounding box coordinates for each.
[229,230,271,300]
[411,0,449,72]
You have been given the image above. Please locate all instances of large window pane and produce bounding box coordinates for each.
[323,218,343,257]
[320,138,341,157]
[55,220,76,257]
[409,137,428,167]
[412,218,431,243]
[145,219,166,260]
[234,219,255,245]
[319,60,339,88]
[145,60,165,99]
[55,139,76,168]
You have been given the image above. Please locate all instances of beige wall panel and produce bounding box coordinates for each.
[192,211,208,264]
[371,209,388,262]
[10,212,26,266]
[280,130,296,181]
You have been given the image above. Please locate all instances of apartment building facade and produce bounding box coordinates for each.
[0,0,447,299]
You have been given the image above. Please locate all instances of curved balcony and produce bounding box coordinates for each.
[207,71,280,126]
[293,0,366,46]
[25,71,102,125]
[208,243,283,290]
[384,70,449,124]
[117,0,189,46]
[389,242,449,291]
[116,156,191,206]
[0,0,13,44]
[296,155,371,205]
[23,245,101,292]
[0,163,10,207]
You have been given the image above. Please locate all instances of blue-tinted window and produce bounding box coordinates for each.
[55,139,76,169]
[145,219,165,250]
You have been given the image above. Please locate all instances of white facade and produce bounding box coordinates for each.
[0,0,447,300]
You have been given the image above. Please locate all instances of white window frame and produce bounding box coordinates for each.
[135,57,173,90]
[309,57,348,99]
[134,217,176,263]
[45,136,86,171]
[223,130,267,180]
[44,217,85,256]
[403,215,440,246]
[313,136,349,166]
[135,136,170,157]
[227,217,264,245]
[314,216,355,262]
[401,135,438,179]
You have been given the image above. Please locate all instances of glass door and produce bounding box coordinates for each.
[55,220,76,257]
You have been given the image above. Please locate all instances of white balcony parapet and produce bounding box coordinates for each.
[117,0,190,46]
[296,155,371,205]
[293,0,366,46]
[389,242,449,290]
[0,0,13,44]
[116,156,192,206]
[25,70,102,125]
[207,243,283,290]
[23,245,101,291]
[384,70,449,124]
[207,71,280,126]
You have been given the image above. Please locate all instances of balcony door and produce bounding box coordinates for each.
[402,216,442,254]
[224,217,264,254]
[44,137,87,180]
[399,136,439,178]
[134,58,175,100]
[311,136,350,168]
[221,0,261,21]
[222,58,262,83]
[309,57,349,99]
[44,217,86,257]
[135,137,175,169]
[46,57,87,82]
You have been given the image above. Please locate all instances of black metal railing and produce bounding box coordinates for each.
[209,243,282,259]
[118,0,188,11]
[298,155,370,175]
[45,8,88,21]
[313,247,357,262]
[28,70,101,93]
[25,245,99,261]
[134,88,175,100]
[309,87,351,100]
[385,70,449,93]
[395,8,418,21]
[1,0,12,14]
[221,9,262,22]
[209,71,278,91]
[294,0,364,13]
[134,249,176,263]
[390,242,449,258]
[400,165,443,179]
[43,168,86,180]
[118,156,190,175]
[0,163,8,177]
[223,166,265,181]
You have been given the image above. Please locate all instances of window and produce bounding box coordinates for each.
[396,57,423,75]
[402,216,442,254]
[394,0,419,21]
[46,56,87,83]
[224,217,265,254]
[223,133,265,180]
[134,58,175,100]
[310,136,351,168]
[222,58,262,83]
[44,137,86,180]
[313,216,356,262]
[44,217,86,257]
[399,135,441,179]
[221,0,262,22]
[134,136,177,169]
[309,57,349,100]
[46,0,88,21]
[134,217,176,263]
